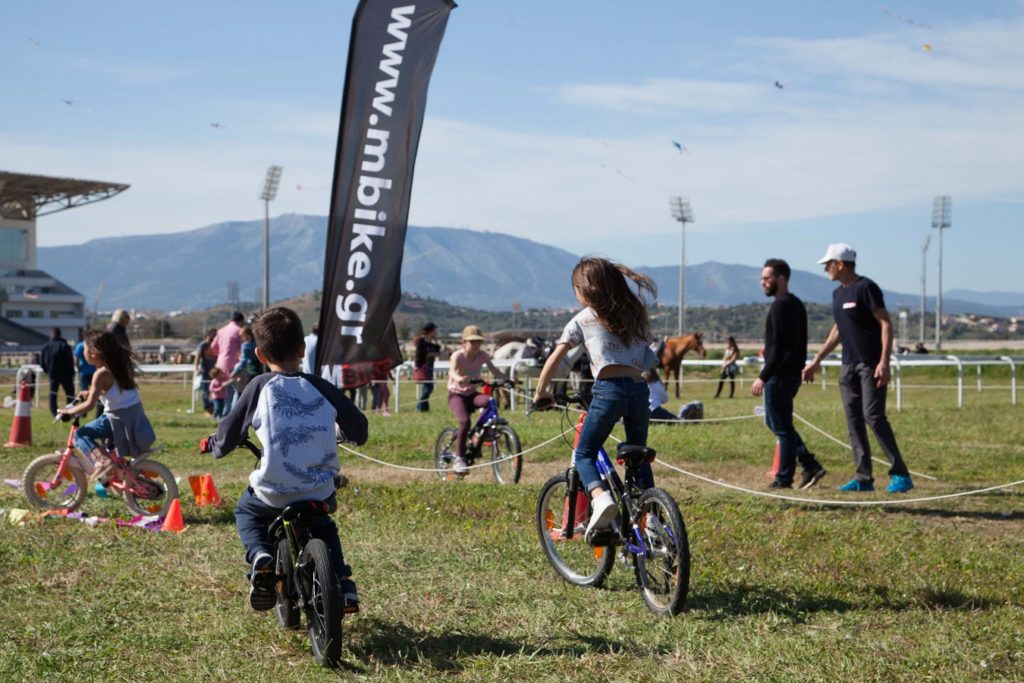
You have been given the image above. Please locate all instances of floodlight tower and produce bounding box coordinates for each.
[919,235,930,344]
[669,197,694,335]
[260,165,283,310]
[931,195,952,350]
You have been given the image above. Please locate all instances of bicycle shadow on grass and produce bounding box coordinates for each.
[344,617,627,673]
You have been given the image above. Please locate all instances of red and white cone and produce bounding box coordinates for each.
[5,381,32,447]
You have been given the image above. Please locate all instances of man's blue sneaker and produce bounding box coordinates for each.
[886,474,914,494]
[838,479,874,492]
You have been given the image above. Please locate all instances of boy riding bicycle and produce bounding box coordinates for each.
[201,307,369,613]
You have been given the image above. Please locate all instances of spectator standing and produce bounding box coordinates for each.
[195,328,216,415]
[41,328,76,417]
[301,324,318,375]
[412,322,440,412]
[210,311,244,410]
[751,259,827,490]
[106,309,132,349]
[74,328,103,418]
[803,243,914,494]
[714,336,740,399]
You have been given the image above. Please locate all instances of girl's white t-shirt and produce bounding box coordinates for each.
[557,308,658,376]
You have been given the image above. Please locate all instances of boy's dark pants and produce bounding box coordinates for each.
[235,487,350,581]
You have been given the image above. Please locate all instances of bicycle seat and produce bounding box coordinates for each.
[616,443,656,465]
[281,500,331,522]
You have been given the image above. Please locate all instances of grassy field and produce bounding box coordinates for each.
[1,371,1022,682]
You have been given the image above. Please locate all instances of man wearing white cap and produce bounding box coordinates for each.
[802,244,914,493]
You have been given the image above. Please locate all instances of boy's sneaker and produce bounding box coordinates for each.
[886,474,914,494]
[798,467,828,490]
[838,479,875,492]
[584,492,617,540]
[248,553,276,611]
[767,480,792,490]
[339,578,360,614]
[453,457,469,474]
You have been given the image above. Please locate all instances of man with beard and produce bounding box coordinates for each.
[751,258,827,490]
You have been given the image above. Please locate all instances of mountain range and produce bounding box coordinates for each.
[38,213,1023,317]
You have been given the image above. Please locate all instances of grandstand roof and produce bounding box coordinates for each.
[0,170,129,220]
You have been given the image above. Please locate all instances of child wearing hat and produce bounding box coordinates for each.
[447,325,508,473]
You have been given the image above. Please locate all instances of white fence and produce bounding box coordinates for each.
[5,355,1020,414]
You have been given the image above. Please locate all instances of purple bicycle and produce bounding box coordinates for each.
[434,379,522,484]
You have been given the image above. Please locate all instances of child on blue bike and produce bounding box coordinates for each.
[202,307,368,613]
[532,257,659,538]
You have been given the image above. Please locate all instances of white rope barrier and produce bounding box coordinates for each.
[653,458,1024,507]
[338,426,577,473]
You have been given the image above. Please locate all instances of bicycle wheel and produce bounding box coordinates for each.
[123,460,179,517]
[489,426,522,485]
[536,473,614,588]
[434,427,458,481]
[22,453,88,512]
[300,539,343,668]
[274,536,300,629]
[633,487,690,616]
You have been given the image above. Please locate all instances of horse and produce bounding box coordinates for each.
[660,332,706,398]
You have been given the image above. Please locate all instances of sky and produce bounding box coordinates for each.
[4,1,1024,298]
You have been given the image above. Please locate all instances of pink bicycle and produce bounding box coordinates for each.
[22,406,178,517]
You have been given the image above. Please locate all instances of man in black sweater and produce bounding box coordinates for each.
[40,327,76,417]
[751,259,827,490]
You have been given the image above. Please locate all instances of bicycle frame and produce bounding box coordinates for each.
[558,410,649,557]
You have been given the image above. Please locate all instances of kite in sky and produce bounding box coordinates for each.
[672,141,689,154]
[29,37,40,46]
[210,122,226,129]
[878,6,931,30]
[774,80,785,90]
[62,99,75,106]
[921,43,933,53]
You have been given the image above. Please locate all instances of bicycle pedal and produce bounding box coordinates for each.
[586,528,616,547]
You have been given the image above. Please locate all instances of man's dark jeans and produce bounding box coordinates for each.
[763,375,819,485]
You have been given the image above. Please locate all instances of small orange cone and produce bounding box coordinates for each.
[188,475,206,505]
[766,441,780,479]
[4,381,32,447]
[160,498,186,533]
[200,473,222,507]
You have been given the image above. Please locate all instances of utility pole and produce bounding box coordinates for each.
[669,197,694,336]
[931,196,952,350]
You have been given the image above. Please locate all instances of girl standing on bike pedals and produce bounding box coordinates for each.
[58,329,156,484]
[447,325,508,474]
[532,257,659,538]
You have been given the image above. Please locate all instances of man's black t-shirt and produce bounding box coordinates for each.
[760,292,808,381]
[832,276,886,366]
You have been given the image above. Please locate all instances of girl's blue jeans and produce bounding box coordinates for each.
[75,414,112,456]
[574,377,654,492]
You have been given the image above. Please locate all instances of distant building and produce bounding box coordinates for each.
[0,171,128,344]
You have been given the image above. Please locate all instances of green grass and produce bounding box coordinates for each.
[1,376,1022,681]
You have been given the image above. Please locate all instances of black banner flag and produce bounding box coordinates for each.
[316,0,455,387]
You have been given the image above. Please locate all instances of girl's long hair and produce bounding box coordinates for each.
[572,257,656,346]
[84,329,139,391]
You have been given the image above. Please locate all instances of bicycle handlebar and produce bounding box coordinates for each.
[56,397,84,424]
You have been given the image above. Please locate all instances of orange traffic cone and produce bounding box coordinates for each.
[5,381,32,447]
[766,441,780,479]
[200,474,222,507]
[160,498,186,533]
[188,475,206,505]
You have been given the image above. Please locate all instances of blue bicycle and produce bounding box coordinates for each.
[434,380,522,484]
[533,393,690,616]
